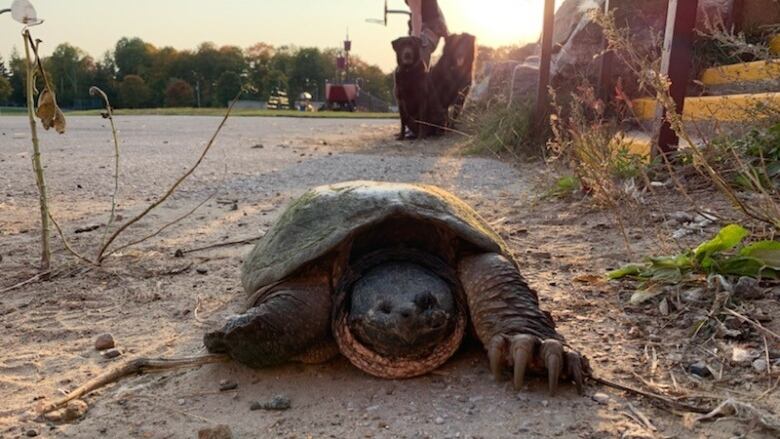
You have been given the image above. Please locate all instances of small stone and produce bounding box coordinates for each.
[196,268,208,275]
[592,393,609,405]
[251,144,264,149]
[659,298,670,316]
[753,359,769,373]
[218,380,238,391]
[178,399,186,406]
[94,333,115,351]
[26,429,38,437]
[250,395,291,411]
[102,348,121,359]
[541,400,549,407]
[434,417,445,425]
[688,361,711,378]
[732,346,758,365]
[734,277,764,299]
[174,249,185,258]
[198,425,233,439]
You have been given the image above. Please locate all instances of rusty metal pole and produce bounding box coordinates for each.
[598,0,615,103]
[656,0,699,156]
[536,0,555,126]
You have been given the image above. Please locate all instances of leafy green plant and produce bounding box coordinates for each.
[545,175,580,199]
[609,224,780,284]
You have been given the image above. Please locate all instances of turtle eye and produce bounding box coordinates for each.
[415,293,437,310]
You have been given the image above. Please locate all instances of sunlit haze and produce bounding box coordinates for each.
[0,0,564,71]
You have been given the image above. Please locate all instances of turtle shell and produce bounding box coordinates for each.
[241,180,513,296]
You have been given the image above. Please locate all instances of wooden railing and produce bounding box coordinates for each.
[537,0,705,156]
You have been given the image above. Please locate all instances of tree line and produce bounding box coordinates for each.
[0,37,395,109]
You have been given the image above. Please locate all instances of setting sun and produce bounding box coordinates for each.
[446,0,562,47]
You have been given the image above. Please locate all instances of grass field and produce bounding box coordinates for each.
[62,107,398,119]
[0,107,27,115]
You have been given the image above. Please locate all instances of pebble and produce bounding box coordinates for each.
[250,395,291,411]
[541,400,549,407]
[732,346,758,365]
[102,348,121,359]
[94,333,115,351]
[592,393,610,405]
[734,276,764,299]
[198,425,233,439]
[218,380,238,391]
[196,267,208,275]
[434,417,445,425]
[688,361,711,378]
[25,429,38,437]
[753,359,769,373]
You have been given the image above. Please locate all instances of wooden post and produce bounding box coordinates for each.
[729,0,745,33]
[536,0,555,125]
[598,0,615,103]
[657,0,699,156]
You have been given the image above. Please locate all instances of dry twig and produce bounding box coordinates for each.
[39,354,229,415]
[96,92,242,263]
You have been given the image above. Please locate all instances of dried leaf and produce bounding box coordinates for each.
[573,274,606,285]
[36,88,66,134]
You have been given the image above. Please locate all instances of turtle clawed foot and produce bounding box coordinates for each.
[487,334,589,396]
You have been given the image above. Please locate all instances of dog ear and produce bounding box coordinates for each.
[391,38,404,52]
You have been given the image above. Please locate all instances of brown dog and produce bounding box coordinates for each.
[392,36,446,140]
[431,33,476,125]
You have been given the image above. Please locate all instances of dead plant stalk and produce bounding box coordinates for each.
[22,28,50,271]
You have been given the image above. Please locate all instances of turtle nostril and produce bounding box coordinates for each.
[378,302,392,314]
[400,309,412,319]
[415,292,437,310]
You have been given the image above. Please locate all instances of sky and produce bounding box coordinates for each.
[0,0,564,72]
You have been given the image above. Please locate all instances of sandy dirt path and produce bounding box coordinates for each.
[0,116,775,438]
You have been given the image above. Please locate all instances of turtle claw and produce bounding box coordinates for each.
[566,351,586,395]
[487,335,508,382]
[511,334,538,391]
[541,339,563,396]
[486,334,588,396]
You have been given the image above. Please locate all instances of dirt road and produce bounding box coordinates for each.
[0,116,773,438]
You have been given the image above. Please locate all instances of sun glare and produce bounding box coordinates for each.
[448,0,550,47]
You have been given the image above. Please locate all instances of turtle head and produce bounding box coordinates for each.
[348,262,456,359]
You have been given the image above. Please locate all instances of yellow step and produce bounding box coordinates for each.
[613,131,652,159]
[770,35,780,55]
[700,60,780,85]
[632,92,780,121]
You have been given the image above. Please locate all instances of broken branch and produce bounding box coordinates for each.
[39,354,229,415]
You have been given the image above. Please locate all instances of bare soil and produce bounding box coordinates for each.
[0,116,777,438]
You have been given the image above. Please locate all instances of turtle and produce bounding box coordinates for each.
[204,181,589,394]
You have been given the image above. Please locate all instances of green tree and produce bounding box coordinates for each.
[0,55,9,78]
[115,37,155,78]
[0,55,10,104]
[93,51,119,105]
[45,43,96,108]
[164,79,195,107]
[214,71,242,106]
[8,50,26,105]
[0,75,11,104]
[118,74,151,108]
[289,47,331,101]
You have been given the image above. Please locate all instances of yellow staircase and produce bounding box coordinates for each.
[623,34,780,156]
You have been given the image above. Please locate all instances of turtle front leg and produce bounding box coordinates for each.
[458,253,589,395]
[204,280,334,369]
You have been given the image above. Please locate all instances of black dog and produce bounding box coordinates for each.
[392,36,446,140]
[430,33,476,125]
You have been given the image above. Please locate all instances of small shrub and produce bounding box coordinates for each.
[164,79,195,108]
[466,101,536,159]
